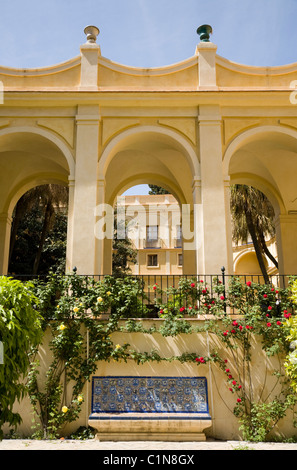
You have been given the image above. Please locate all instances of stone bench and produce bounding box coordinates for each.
[88,376,212,441]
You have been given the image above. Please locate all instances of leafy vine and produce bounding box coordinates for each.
[22,272,297,441]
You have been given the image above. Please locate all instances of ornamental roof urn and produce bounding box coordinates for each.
[84,25,100,43]
[197,24,213,42]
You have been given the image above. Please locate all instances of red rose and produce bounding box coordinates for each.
[268,306,272,311]
[246,281,252,287]
[220,295,225,300]
[263,294,268,298]
[179,307,185,312]
[237,398,242,403]
[223,331,228,336]
[191,283,195,288]
[267,322,272,327]
[232,380,237,385]
[277,321,282,326]
[225,368,230,373]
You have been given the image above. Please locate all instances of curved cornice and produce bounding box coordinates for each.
[0,51,297,84]
[216,54,297,76]
[0,56,81,77]
[98,55,198,76]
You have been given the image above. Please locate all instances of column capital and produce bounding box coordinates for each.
[198,105,221,125]
[75,105,101,124]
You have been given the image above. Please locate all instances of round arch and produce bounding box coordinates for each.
[0,127,74,275]
[0,126,75,178]
[109,174,186,208]
[0,126,74,215]
[223,125,297,215]
[5,172,68,217]
[97,125,199,276]
[223,124,297,175]
[98,125,200,180]
[233,248,268,275]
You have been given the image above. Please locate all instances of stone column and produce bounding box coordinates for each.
[95,178,113,276]
[0,213,12,275]
[192,177,204,274]
[65,177,75,272]
[275,214,297,275]
[70,105,101,275]
[198,106,233,274]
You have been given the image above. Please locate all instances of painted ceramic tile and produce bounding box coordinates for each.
[91,376,209,413]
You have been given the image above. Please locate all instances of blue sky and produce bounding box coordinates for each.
[1,0,296,194]
[1,0,296,69]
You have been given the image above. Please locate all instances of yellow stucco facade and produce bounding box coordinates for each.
[0,26,297,276]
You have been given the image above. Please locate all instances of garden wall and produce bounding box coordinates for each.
[4,319,296,441]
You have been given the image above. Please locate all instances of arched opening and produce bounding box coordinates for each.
[112,183,182,277]
[97,126,199,277]
[224,126,297,276]
[8,183,68,276]
[0,128,73,275]
[230,184,278,282]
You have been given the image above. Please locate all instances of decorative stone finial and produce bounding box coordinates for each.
[197,24,213,42]
[84,25,100,43]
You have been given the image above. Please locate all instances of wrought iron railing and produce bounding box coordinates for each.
[7,268,296,318]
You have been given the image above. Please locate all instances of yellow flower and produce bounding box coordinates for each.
[77,395,83,403]
[73,306,79,313]
[107,291,111,296]
[115,344,121,350]
[62,406,68,413]
[97,297,103,303]
[57,305,60,309]
[59,323,66,331]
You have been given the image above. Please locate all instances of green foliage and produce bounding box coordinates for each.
[148,185,170,195]
[27,273,151,438]
[9,207,67,276]
[284,278,297,396]
[3,272,297,442]
[0,276,42,439]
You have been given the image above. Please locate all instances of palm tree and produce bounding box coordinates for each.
[230,185,278,283]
